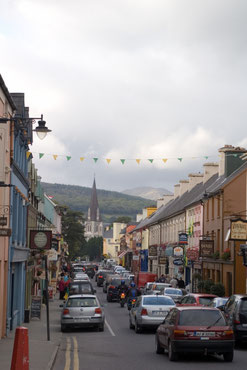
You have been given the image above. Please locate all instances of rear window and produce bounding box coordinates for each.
[240,299,247,312]
[199,297,215,306]
[69,284,92,294]
[67,298,97,307]
[143,297,175,306]
[165,289,182,296]
[179,310,226,326]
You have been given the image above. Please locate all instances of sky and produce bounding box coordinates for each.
[1,0,247,193]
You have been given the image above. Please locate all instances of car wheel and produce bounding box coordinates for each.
[155,335,164,354]
[223,351,234,362]
[135,320,142,334]
[98,323,104,332]
[61,324,67,332]
[168,341,177,361]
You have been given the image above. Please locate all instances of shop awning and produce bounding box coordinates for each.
[118,250,128,258]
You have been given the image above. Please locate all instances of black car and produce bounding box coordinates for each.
[96,270,109,287]
[224,294,247,343]
[68,280,96,296]
[85,266,95,278]
[107,278,129,302]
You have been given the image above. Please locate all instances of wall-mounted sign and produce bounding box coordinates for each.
[0,228,11,237]
[173,246,184,257]
[132,255,139,261]
[46,248,58,261]
[200,240,214,257]
[179,233,188,245]
[186,247,199,261]
[149,245,157,257]
[230,219,247,241]
[173,258,184,266]
[0,216,7,226]
[158,256,167,265]
[165,246,174,257]
[30,230,52,250]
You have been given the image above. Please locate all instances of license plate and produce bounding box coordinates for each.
[74,318,90,322]
[194,331,215,337]
[242,324,247,327]
[152,311,166,316]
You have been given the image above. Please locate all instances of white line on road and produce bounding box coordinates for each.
[105,319,116,337]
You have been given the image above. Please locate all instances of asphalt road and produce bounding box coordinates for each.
[53,280,247,370]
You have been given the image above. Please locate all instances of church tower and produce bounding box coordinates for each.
[84,178,103,241]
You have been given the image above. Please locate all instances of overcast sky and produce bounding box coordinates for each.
[1,0,247,192]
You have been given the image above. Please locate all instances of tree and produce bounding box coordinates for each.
[113,216,132,224]
[83,237,103,261]
[62,210,86,260]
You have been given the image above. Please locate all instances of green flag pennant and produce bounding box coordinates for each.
[178,158,183,162]
[233,154,238,158]
[39,153,44,159]
[66,156,71,161]
[120,159,125,165]
[204,156,209,160]
[93,158,98,163]
[148,159,154,163]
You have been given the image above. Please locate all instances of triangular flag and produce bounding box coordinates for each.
[136,159,141,164]
[26,151,31,159]
[178,158,183,162]
[53,155,58,160]
[39,153,44,159]
[148,159,154,163]
[120,159,125,165]
[80,157,85,162]
[162,158,168,163]
[93,158,98,163]
[66,156,71,161]
[204,156,209,160]
[233,154,238,158]
[106,158,111,164]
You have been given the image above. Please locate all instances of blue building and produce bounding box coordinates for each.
[7,93,32,332]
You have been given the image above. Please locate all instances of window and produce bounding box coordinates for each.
[143,297,175,306]
[67,297,97,307]
[199,297,215,305]
[179,310,225,326]
[217,197,221,217]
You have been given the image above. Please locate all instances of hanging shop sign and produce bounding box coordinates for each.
[179,233,188,245]
[165,246,174,257]
[46,248,58,261]
[173,246,184,257]
[200,240,214,257]
[0,228,11,237]
[149,245,157,257]
[173,258,184,266]
[230,219,247,241]
[132,255,139,261]
[30,230,52,250]
[186,247,199,261]
[158,256,167,265]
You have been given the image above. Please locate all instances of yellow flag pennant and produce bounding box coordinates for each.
[26,151,31,159]
[53,155,58,160]
[162,158,168,163]
[106,158,111,164]
[80,157,85,162]
[136,159,141,164]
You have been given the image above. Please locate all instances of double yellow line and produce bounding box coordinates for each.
[64,337,79,370]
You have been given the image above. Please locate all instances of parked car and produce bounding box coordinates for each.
[129,295,176,333]
[155,306,234,362]
[142,282,155,295]
[163,288,183,303]
[223,294,247,343]
[209,297,228,309]
[60,294,105,332]
[107,278,130,302]
[178,293,217,306]
[68,281,96,296]
[151,283,172,295]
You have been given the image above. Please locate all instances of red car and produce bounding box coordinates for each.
[177,293,217,306]
[155,306,234,362]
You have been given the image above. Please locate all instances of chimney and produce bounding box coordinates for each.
[203,163,219,183]
[218,145,247,177]
[179,180,189,196]
[174,184,180,199]
[157,194,174,208]
[188,173,204,190]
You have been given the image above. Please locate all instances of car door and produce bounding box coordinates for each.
[132,297,142,324]
[158,310,173,346]
[162,309,177,348]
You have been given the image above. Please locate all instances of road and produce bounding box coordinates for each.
[53,280,247,370]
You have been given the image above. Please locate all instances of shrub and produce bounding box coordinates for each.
[210,283,225,297]
[203,279,215,294]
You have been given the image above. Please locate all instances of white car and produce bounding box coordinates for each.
[151,283,172,295]
[73,273,90,281]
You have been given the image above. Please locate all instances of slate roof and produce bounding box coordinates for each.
[103,228,113,239]
[88,179,101,222]
[10,93,25,117]
[0,75,16,110]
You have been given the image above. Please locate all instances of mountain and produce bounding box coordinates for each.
[122,186,172,200]
[41,182,155,223]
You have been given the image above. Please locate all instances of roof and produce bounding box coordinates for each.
[0,75,16,110]
[103,228,113,239]
[88,178,101,221]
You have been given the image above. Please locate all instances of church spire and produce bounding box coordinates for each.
[88,178,101,221]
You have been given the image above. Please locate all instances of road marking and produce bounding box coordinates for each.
[73,337,79,370]
[105,319,116,337]
[64,337,71,370]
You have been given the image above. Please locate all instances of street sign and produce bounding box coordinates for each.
[173,258,184,266]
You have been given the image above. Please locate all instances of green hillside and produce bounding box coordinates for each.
[41,182,155,223]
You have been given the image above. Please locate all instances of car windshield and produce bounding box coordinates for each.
[67,298,97,307]
[179,310,226,326]
[240,298,247,312]
[143,297,175,306]
[165,288,182,296]
[199,297,215,306]
[69,284,92,294]
[153,284,166,291]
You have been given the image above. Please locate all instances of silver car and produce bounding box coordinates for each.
[129,295,175,333]
[151,283,172,295]
[61,295,105,332]
[163,287,183,303]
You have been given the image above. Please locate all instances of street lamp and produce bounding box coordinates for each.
[0,114,51,140]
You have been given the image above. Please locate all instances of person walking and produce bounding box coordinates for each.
[58,276,65,300]
[170,276,178,288]
[177,277,185,289]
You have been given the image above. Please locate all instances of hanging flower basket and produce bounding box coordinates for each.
[221,249,231,261]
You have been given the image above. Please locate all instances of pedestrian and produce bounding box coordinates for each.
[170,276,178,288]
[185,280,192,293]
[177,277,185,289]
[159,274,166,283]
[58,276,65,300]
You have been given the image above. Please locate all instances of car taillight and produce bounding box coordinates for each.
[109,285,115,289]
[99,275,103,278]
[141,308,148,316]
[63,309,70,315]
[234,320,240,324]
[223,330,234,338]
[95,307,102,314]
[173,330,187,338]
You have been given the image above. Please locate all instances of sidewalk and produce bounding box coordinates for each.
[0,295,62,370]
